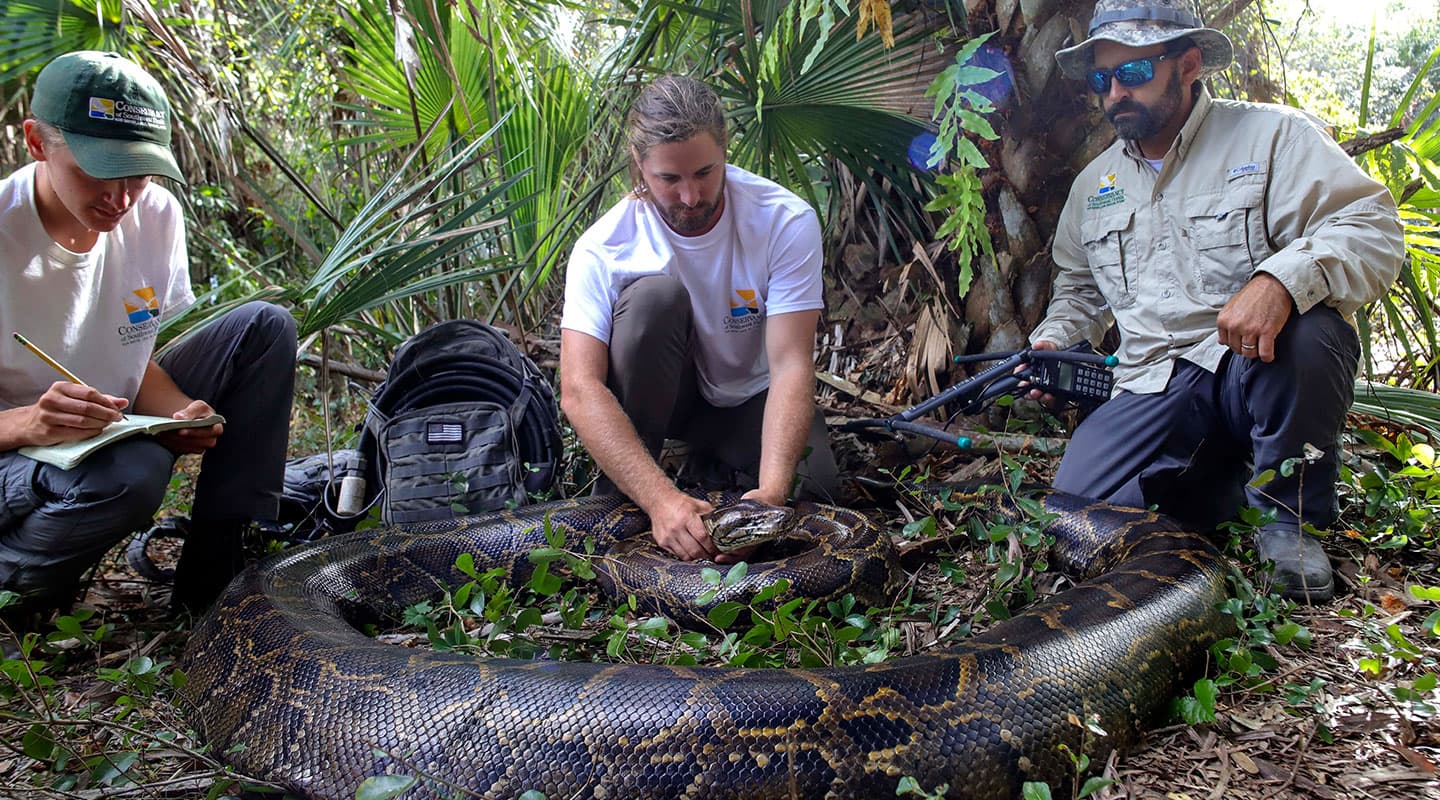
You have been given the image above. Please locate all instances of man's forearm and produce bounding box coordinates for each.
[565,381,676,509]
[753,364,816,503]
[132,360,192,417]
[0,406,36,451]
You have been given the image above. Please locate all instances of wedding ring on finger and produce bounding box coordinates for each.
[1241,343,1257,350]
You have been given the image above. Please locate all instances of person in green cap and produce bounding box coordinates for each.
[0,51,297,633]
[1026,0,1404,603]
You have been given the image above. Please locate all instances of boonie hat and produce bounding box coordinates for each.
[1055,0,1234,81]
[31,51,185,183]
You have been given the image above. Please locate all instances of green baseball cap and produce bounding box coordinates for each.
[31,51,185,183]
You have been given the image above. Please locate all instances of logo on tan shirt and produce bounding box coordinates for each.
[1087,172,1126,210]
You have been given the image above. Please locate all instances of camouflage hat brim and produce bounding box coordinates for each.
[1056,22,1234,80]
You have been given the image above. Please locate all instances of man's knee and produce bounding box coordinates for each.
[233,301,298,354]
[1052,370,1214,508]
[1239,306,1358,418]
[0,442,173,595]
[617,274,690,317]
[1275,306,1358,370]
[53,441,173,530]
[609,275,693,377]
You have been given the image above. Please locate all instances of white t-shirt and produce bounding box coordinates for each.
[561,164,823,407]
[0,162,195,410]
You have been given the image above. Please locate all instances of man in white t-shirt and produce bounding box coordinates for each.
[560,75,839,561]
[0,52,297,629]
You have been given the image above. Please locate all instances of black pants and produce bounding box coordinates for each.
[0,301,296,604]
[1053,306,1358,532]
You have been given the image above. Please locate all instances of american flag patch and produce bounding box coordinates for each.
[426,422,464,443]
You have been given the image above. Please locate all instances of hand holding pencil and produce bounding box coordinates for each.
[10,331,129,446]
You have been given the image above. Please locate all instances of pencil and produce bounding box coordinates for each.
[12,332,86,385]
[12,332,127,419]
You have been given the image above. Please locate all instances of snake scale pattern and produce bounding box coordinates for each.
[177,489,1231,799]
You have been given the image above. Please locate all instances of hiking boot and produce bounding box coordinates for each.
[1254,523,1335,603]
[170,519,259,617]
[1,610,39,661]
[0,598,61,660]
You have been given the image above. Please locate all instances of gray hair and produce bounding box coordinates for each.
[626,75,727,189]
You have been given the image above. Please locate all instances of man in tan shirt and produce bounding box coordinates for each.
[1030,0,1404,602]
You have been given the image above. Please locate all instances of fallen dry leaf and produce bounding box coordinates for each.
[1393,744,1437,773]
[1380,592,1409,614]
[1231,750,1259,774]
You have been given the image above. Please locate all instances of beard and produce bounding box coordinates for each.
[654,172,726,235]
[1106,69,1184,142]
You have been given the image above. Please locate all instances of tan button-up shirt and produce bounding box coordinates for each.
[1031,90,1405,395]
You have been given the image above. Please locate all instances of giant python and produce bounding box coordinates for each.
[177,489,1231,799]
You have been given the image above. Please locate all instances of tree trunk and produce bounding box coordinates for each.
[947,0,1109,359]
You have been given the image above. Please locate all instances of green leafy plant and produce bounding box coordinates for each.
[896,774,949,798]
[717,2,942,257]
[1341,430,1440,550]
[0,0,127,83]
[697,570,900,669]
[400,519,598,660]
[1353,34,1440,389]
[1016,713,1114,800]
[1340,592,1439,720]
[1177,565,1313,720]
[923,32,1000,298]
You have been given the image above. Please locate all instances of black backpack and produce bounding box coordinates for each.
[283,320,562,534]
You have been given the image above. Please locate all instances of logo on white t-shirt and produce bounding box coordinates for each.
[119,287,163,346]
[729,289,759,317]
[723,288,762,333]
[124,287,161,323]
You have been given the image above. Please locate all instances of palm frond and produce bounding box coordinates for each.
[297,114,531,336]
[1353,381,1440,439]
[0,0,128,84]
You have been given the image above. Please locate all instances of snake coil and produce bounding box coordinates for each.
[178,489,1230,799]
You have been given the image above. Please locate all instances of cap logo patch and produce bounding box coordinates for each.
[88,96,165,129]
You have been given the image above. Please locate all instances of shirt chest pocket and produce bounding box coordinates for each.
[1183,178,1265,295]
[1080,208,1137,309]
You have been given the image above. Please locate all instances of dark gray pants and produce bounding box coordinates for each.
[1054,306,1358,532]
[0,301,296,605]
[600,275,840,502]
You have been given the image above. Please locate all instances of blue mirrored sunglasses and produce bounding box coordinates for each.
[1086,52,1179,94]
